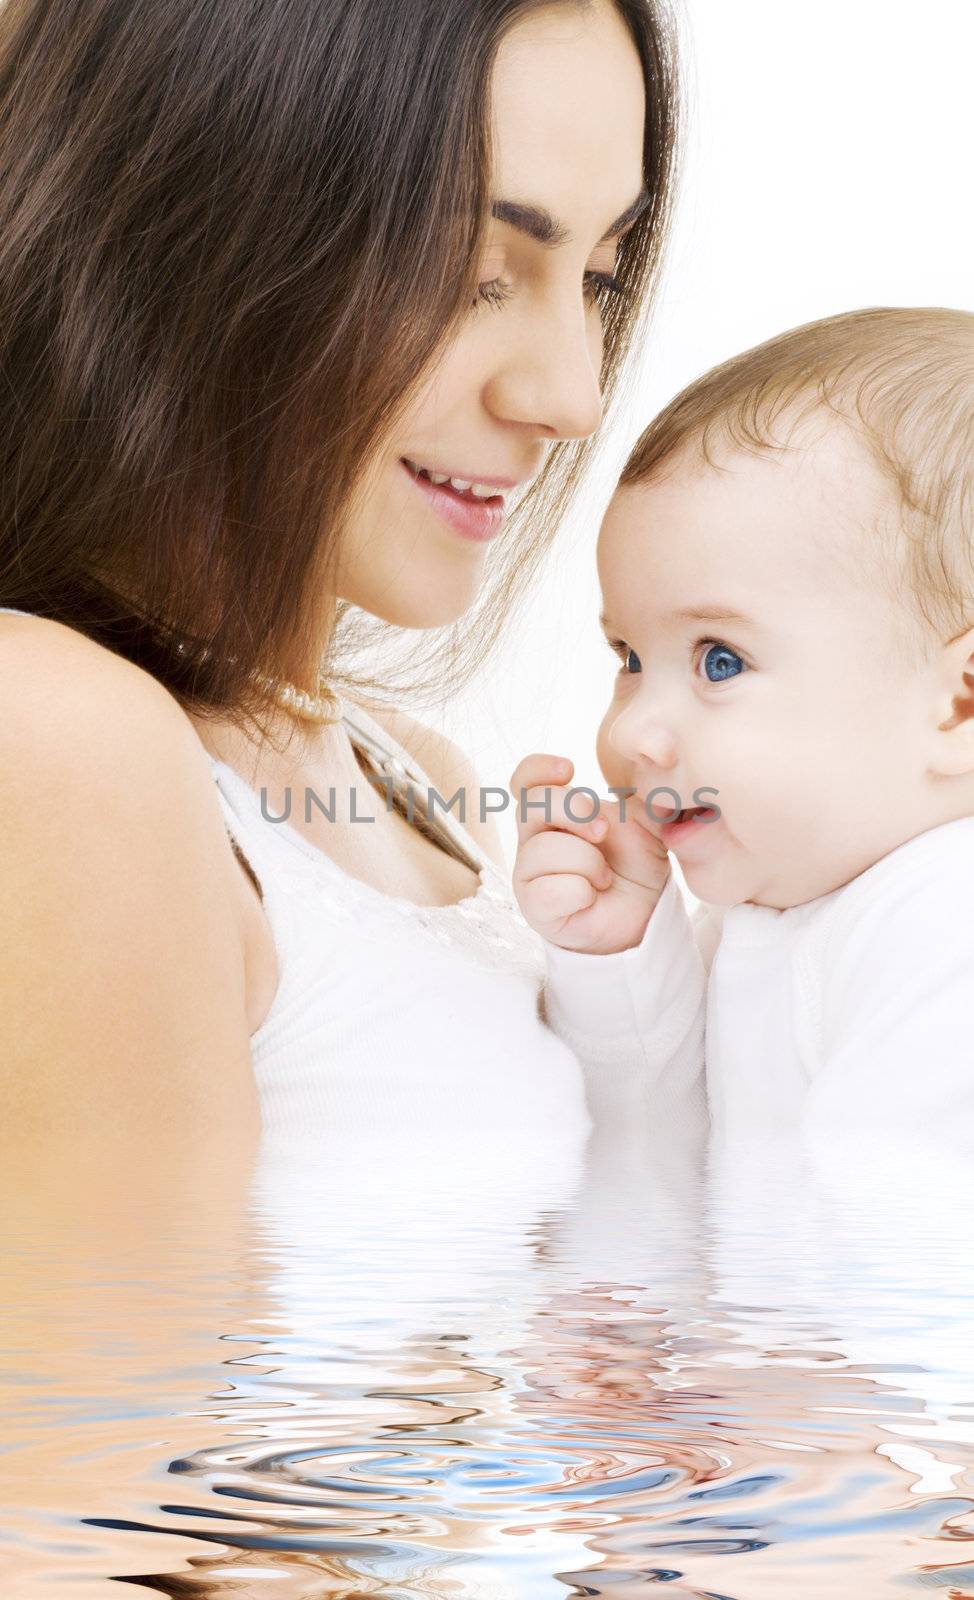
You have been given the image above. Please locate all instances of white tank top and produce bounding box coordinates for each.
[0,606,591,1151]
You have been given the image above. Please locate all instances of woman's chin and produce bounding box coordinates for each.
[348,571,486,631]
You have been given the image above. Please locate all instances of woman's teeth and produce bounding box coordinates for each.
[403,459,503,501]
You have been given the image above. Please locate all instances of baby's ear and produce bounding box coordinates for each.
[931,625,974,776]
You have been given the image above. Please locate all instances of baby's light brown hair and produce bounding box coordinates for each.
[620,307,974,643]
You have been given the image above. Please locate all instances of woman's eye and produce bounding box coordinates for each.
[696,640,746,683]
[583,269,626,308]
[475,270,626,313]
[474,277,514,310]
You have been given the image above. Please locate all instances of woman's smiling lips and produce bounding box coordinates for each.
[400,456,519,542]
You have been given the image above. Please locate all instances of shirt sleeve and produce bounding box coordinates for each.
[804,829,974,1146]
[540,870,720,1137]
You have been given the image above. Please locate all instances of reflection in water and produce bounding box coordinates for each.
[3,1112,974,1598]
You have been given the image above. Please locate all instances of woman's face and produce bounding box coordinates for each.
[335,0,647,627]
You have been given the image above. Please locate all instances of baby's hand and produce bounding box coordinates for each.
[509,753,671,955]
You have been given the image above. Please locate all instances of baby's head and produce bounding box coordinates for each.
[596,306,974,910]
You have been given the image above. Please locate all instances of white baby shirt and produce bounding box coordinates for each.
[543,817,974,1148]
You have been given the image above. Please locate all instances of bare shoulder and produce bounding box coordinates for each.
[0,613,257,1145]
[352,698,509,873]
[0,611,223,816]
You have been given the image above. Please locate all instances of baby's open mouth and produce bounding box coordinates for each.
[660,805,717,827]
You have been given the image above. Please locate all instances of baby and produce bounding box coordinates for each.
[511,306,974,1146]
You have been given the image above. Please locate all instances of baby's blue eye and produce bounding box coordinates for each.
[699,642,745,683]
[606,637,641,674]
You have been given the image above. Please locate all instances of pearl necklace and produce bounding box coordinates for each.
[173,637,345,725]
[251,670,346,726]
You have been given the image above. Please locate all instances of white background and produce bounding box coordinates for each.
[429,0,974,874]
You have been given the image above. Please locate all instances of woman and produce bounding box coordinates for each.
[0,0,678,1159]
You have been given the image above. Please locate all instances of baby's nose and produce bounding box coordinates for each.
[608,707,679,772]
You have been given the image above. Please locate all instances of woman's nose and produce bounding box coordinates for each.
[483,298,604,441]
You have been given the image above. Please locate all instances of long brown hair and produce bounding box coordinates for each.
[0,0,679,744]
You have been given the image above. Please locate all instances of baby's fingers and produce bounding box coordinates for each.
[514,828,612,891]
[513,829,613,941]
[528,872,601,927]
[509,752,606,849]
[510,752,573,794]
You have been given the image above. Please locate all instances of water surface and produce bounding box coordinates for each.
[3,1117,973,1598]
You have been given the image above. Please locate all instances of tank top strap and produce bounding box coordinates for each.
[339,700,493,879]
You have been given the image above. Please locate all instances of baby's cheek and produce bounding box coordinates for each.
[596,715,628,794]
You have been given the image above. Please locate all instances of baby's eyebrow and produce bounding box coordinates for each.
[599,604,757,633]
[671,604,757,626]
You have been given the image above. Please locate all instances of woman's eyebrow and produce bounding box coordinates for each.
[601,187,651,240]
[491,187,650,250]
[491,200,568,247]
